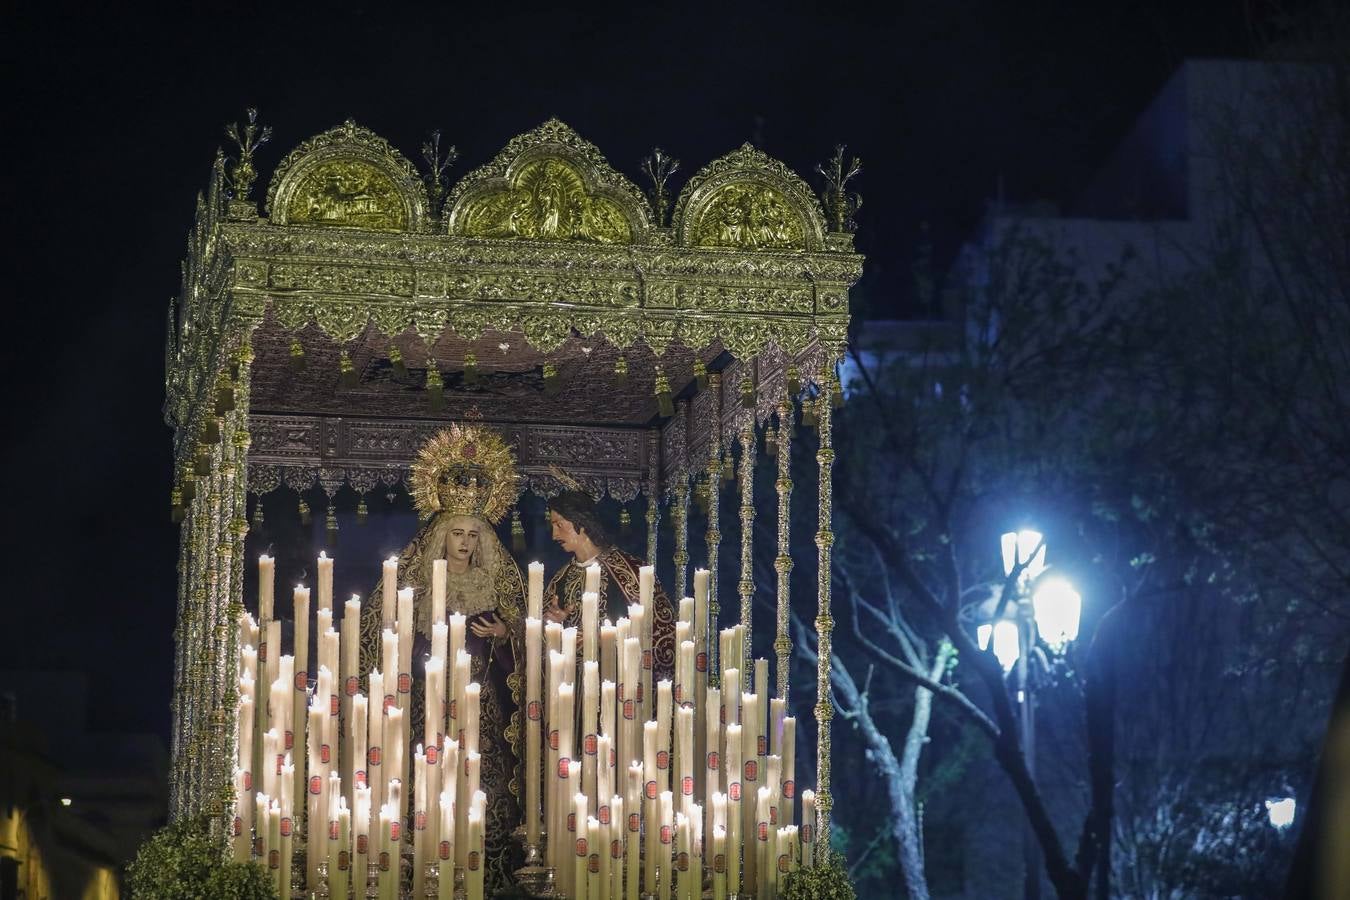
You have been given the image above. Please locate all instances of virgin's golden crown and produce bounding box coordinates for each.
[410,425,519,525]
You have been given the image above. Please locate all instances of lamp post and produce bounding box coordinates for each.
[977,530,1081,900]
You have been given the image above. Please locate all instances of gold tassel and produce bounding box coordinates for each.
[356,496,368,525]
[251,498,264,527]
[299,499,312,526]
[325,503,338,544]
[181,474,197,503]
[426,360,444,411]
[831,379,845,409]
[543,362,560,397]
[740,375,755,410]
[214,378,235,415]
[511,510,526,555]
[171,488,184,524]
[390,346,406,379]
[721,452,735,486]
[339,350,357,389]
[619,508,632,537]
[290,339,306,371]
[766,421,779,457]
[802,399,819,429]
[194,444,211,476]
[694,359,708,391]
[655,365,674,418]
[462,350,479,387]
[614,355,629,389]
[787,365,801,396]
[204,417,222,445]
[695,477,710,514]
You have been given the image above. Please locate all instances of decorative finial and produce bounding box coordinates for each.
[816,144,862,233]
[421,130,459,222]
[640,147,681,228]
[223,108,271,203]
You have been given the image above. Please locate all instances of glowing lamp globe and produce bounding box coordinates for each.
[1265,796,1296,830]
[1032,576,1082,650]
[977,620,1020,673]
[1001,530,1046,579]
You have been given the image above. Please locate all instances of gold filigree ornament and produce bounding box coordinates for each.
[459,157,630,243]
[410,424,521,525]
[692,182,805,250]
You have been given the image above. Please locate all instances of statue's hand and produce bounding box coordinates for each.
[542,600,567,625]
[470,613,507,639]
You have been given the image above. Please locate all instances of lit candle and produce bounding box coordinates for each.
[600,680,616,770]
[755,786,772,900]
[279,755,294,900]
[458,751,481,867]
[643,721,659,894]
[292,586,310,812]
[626,762,642,900]
[528,561,544,622]
[610,793,625,900]
[307,696,327,890]
[621,637,640,776]
[425,656,445,749]
[627,605,647,722]
[574,793,589,900]
[525,616,542,848]
[437,789,455,900]
[267,797,281,895]
[600,622,617,690]
[232,767,249,861]
[554,684,575,882]
[590,813,606,900]
[561,627,578,685]
[264,620,282,695]
[466,794,486,900]
[677,706,695,818]
[377,803,394,900]
[597,733,613,841]
[451,649,470,748]
[658,791,674,900]
[741,692,760,893]
[263,728,280,801]
[585,562,603,596]
[582,591,600,667]
[725,723,743,895]
[711,823,727,900]
[332,796,350,900]
[583,661,599,802]
[255,791,270,862]
[657,680,673,798]
[442,738,459,879]
[237,686,255,801]
[432,558,447,626]
[317,551,333,612]
[386,706,405,824]
[353,785,371,893]
[341,596,360,803]
[381,557,398,627]
[781,717,796,822]
[396,586,414,722]
[801,789,816,869]
[351,692,368,790]
[431,621,448,674]
[704,685,721,849]
[675,811,692,900]
[259,555,276,622]
[677,639,695,708]
[367,670,384,810]
[413,746,428,899]
[464,682,481,757]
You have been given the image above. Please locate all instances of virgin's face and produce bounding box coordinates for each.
[446,516,481,566]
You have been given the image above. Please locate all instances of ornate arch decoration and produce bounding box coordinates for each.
[265,120,428,233]
[672,143,827,252]
[444,118,650,245]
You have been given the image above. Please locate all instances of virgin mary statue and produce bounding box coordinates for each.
[358,424,525,889]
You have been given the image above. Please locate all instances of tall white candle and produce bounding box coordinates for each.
[464,682,481,758]
[725,723,742,894]
[232,767,249,862]
[781,717,796,821]
[657,680,673,798]
[279,756,294,900]
[437,789,455,900]
[353,785,371,891]
[585,562,603,596]
[801,789,816,869]
[432,558,447,626]
[626,762,642,900]
[643,721,659,894]
[583,661,599,802]
[307,697,327,891]
[386,706,406,823]
[582,591,599,665]
[755,786,772,900]
[431,621,448,673]
[413,746,428,899]
[658,791,675,900]
[381,557,399,626]
[259,555,276,622]
[528,561,545,622]
[396,587,414,720]
[705,686,721,845]
[341,596,360,804]
[317,552,333,612]
[425,655,446,749]
[292,587,310,812]
[741,692,760,893]
[255,791,270,862]
[466,796,486,900]
[573,793,589,900]
[711,823,727,900]
[267,798,281,895]
[367,670,384,809]
[525,617,543,847]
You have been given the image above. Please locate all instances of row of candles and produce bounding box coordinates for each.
[232,551,817,898]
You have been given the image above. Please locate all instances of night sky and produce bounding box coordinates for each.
[5,1,1258,742]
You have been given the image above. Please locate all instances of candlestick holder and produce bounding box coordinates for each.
[454,864,467,900]
[365,862,380,899]
[315,859,331,898]
[513,823,555,896]
[422,863,439,897]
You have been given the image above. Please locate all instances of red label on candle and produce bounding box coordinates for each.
[682,775,694,796]
[677,851,689,871]
[637,683,644,702]
[284,731,294,750]
[384,694,395,713]
[770,807,778,825]
[567,813,576,833]
[660,825,672,844]
[416,812,427,830]
[330,821,340,840]
[674,685,683,703]
[345,675,358,695]
[707,751,720,770]
[449,699,457,718]
[598,805,611,825]
[276,754,285,774]
[439,840,450,860]
[258,643,267,663]
[357,834,368,853]
[268,849,279,869]
[574,838,587,858]
[714,854,726,873]
[696,652,708,673]
[744,760,758,781]
[330,694,339,716]
[623,699,635,720]
[784,780,795,799]
[254,836,263,856]
[467,851,480,871]
[589,854,600,873]
[778,853,790,873]
[309,775,323,794]
[280,818,292,837]
[548,729,559,750]
[610,748,617,768]
[729,783,741,801]
[390,821,401,841]
[584,734,597,755]
[242,771,253,790]
[611,839,623,859]
[379,851,390,870]
[628,813,640,832]
[339,850,349,871]
[427,746,438,765]
[369,746,382,766]
[457,728,465,745]
[642,650,652,670]
[528,700,542,721]
[645,780,657,800]
[321,744,331,764]
[295,671,307,691]
[758,823,769,841]
[355,770,366,787]
[398,673,411,693]
[656,750,669,770]
[720,706,726,724]
[558,758,571,778]
[802,824,813,844]
[232,816,242,836]
[758,735,767,756]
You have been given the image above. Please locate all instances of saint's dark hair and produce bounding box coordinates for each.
[550,490,612,549]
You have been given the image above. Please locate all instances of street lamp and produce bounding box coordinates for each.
[1031,575,1081,651]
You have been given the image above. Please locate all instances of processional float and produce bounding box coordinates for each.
[165,113,862,897]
